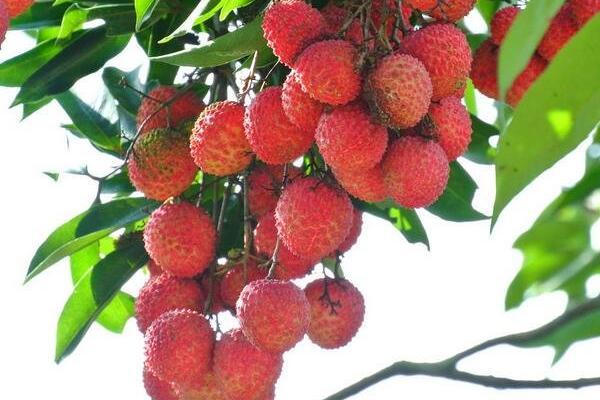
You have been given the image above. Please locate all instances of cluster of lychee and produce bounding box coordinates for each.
[0,0,35,46]
[472,0,600,107]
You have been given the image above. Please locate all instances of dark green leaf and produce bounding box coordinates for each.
[463,114,498,164]
[89,5,138,36]
[134,0,160,30]
[160,0,221,43]
[217,193,244,257]
[101,170,136,195]
[26,197,157,282]
[56,242,147,362]
[102,66,142,117]
[22,98,53,119]
[9,3,70,30]
[44,172,60,181]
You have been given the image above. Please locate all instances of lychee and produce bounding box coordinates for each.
[5,0,33,17]
[244,87,315,164]
[213,328,283,400]
[262,0,327,66]
[144,202,216,278]
[382,136,449,208]
[247,165,303,218]
[316,103,388,173]
[506,55,547,107]
[282,71,324,133]
[147,259,164,276]
[370,0,413,39]
[143,366,177,400]
[334,209,363,255]
[199,273,227,314]
[366,53,432,129]
[190,101,252,176]
[254,212,315,280]
[537,4,578,61]
[321,3,364,45]
[470,39,499,99]
[137,86,204,134]
[294,40,362,106]
[237,279,310,353]
[569,0,600,26]
[128,128,198,201]
[424,96,472,161]
[176,372,227,400]
[220,260,268,309]
[333,165,387,203]
[400,23,472,101]
[136,274,205,332]
[275,177,354,260]
[491,6,520,45]
[0,1,7,46]
[304,278,365,349]
[428,0,476,22]
[144,309,214,389]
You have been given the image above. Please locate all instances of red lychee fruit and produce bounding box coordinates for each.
[382,136,449,208]
[176,372,228,400]
[275,177,354,260]
[127,128,197,201]
[237,279,310,353]
[304,278,365,349]
[334,209,363,255]
[295,40,362,106]
[244,87,314,164]
[537,5,579,61]
[425,96,472,161]
[143,366,177,400]
[569,0,600,26]
[403,0,436,10]
[0,1,7,46]
[136,274,205,332]
[137,86,204,134]
[282,71,325,133]
[506,55,547,107]
[247,165,303,218]
[262,0,327,66]
[400,23,472,101]
[428,0,476,22]
[366,53,432,129]
[144,202,216,278]
[370,0,413,39]
[470,39,499,99]
[333,165,387,203]
[147,259,164,276]
[5,0,34,17]
[254,212,315,280]
[220,260,268,309]
[144,309,214,389]
[316,103,388,173]
[213,329,283,400]
[491,6,520,45]
[190,101,252,176]
[321,3,364,45]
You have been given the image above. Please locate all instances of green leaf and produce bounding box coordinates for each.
[101,170,136,195]
[160,0,221,43]
[9,3,70,30]
[219,0,254,20]
[153,16,270,67]
[217,193,244,257]
[22,97,53,119]
[14,27,130,105]
[494,15,600,222]
[136,17,183,84]
[88,5,138,36]
[102,66,142,117]
[55,91,122,154]
[426,162,488,222]
[475,0,501,24]
[553,163,600,211]
[57,4,88,39]
[463,114,498,165]
[56,242,147,362]
[134,0,160,30]
[26,197,157,282]
[44,172,60,181]
[355,200,429,249]
[498,0,565,98]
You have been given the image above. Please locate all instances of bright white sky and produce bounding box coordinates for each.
[2,10,600,400]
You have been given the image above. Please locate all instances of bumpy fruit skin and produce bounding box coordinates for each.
[137,86,204,134]
[136,274,205,332]
[144,366,178,400]
[334,209,363,254]
[262,0,327,66]
[404,0,436,10]
[321,3,364,45]
[147,259,164,276]
[220,260,268,309]
[276,177,354,260]
[370,0,413,39]
[213,329,283,400]
[199,274,227,314]
[333,165,387,203]
[145,310,214,389]
[282,71,324,133]
[295,40,361,106]
[537,5,579,61]
[428,0,476,22]
[506,55,547,107]
[316,103,388,173]
[426,96,472,161]
[5,0,34,17]
[176,372,228,400]
[0,1,7,46]
[491,6,520,45]
[144,202,216,278]
[128,128,197,201]
[244,87,315,164]
[470,39,499,99]
[570,0,600,26]
[237,279,310,353]
[400,24,472,101]
[190,101,252,176]
[254,212,315,280]
[382,136,449,208]
[366,53,432,129]
[248,165,303,218]
[304,278,365,349]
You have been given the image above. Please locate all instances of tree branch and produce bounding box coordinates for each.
[324,296,600,399]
